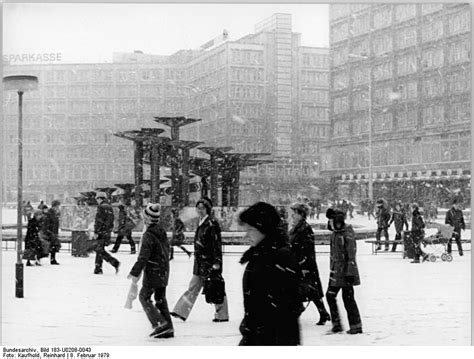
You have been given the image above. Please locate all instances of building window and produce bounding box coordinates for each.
[422,104,444,126]
[333,71,349,90]
[333,96,349,114]
[332,46,348,67]
[331,4,351,21]
[448,39,470,64]
[448,101,470,124]
[331,20,349,43]
[447,70,471,94]
[397,105,417,128]
[422,76,444,98]
[421,19,444,42]
[397,53,417,75]
[334,119,349,137]
[373,7,392,29]
[373,61,392,81]
[374,112,393,132]
[351,13,370,36]
[352,66,369,86]
[399,81,418,100]
[422,48,444,69]
[395,26,417,49]
[352,91,368,111]
[373,33,393,55]
[448,11,470,35]
[395,4,416,22]
[421,4,443,15]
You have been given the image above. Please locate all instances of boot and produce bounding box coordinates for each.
[330,324,343,333]
[347,328,363,335]
[410,259,420,263]
[26,261,33,267]
[150,324,174,338]
[94,267,103,275]
[50,259,60,265]
[316,312,331,326]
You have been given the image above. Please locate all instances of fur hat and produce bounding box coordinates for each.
[239,202,281,235]
[144,203,161,222]
[51,200,61,207]
[290,202,311,218]
[375,198,385,207]
[326,208,345,231]
[96,191,107,199]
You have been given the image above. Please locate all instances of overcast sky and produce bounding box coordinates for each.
[3,2,329,64]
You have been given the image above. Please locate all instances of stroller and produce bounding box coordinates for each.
[421,224,454,262]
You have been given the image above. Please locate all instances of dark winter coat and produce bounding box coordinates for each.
[445,207,465,233]
[24,217,43,260]
[239,235,302,346]
[289,220,324,300]
[193,216,223,277]
[171,218,185,246]
[130,223,169,288]
[389,210,409,233]
[117,208,135,235]
[94,202,114,236]
[328,224,360,287]
[41,208,61,251]
[411,209,425,242]
[376,207,391,229]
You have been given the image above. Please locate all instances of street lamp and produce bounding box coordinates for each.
[348,53,373,200]
[3,75,39,298]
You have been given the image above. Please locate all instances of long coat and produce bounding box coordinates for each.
[129,223,169,288]
[193,216,223,277]
[328,224,360,287]
[289,220,324,299]
[24,217,43,260]
[94,203,114,237]
[117,208,135,235]
[445,207,465,233]
[376,207,391,229]
[411,210,425,241]
[390,210,409,233]
[239,236,302,346]
[41,208,61,252]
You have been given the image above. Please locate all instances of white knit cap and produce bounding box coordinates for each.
[96,191,107,199]
[144,203,161,222]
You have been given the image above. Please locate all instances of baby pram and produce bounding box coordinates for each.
[421,224,454,262]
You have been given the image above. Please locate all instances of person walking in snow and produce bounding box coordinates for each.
[128,203,174,339]
[91,192,120,274]
[375,198,391,251]
[170,197,229,323]
[23,210,45,266]
[41,200,62,265]
[111,204,136,254]
[445,199,466,256]
[389,201,409,252]
[289,202,331,326]
[169,208,192,260]
[410,203,429,263]
[325,208,363,334]
[238,202,303,345]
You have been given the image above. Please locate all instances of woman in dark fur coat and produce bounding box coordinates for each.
[289,202,331,325]
[238,202,303,346]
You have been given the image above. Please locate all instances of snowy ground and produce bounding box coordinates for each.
[1,209,472,346]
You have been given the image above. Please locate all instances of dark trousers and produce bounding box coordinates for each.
[392,232,402,251]
[112,230,136,252]
[139,285,173,329]
[169,245,191,259]
[448,231,463,255]
[326,286,362,330]
[94,234,119,270]
[412,236,427,261]
[376,227,389,249]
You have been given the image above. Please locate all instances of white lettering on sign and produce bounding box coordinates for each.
[3,53,63,64]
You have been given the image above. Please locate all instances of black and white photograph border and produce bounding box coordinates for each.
[1,0,473,355]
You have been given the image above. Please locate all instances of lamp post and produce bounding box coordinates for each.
[3,75,39,298]
[349,53,373,200]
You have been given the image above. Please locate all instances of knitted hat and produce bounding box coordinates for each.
[96,191,107,199]
[290,202,311,218]
[239,202,281,235]
[144,203,161,222]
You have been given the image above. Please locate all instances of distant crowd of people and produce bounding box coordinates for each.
[19,192,467,345]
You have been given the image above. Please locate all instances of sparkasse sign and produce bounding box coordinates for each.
[3,52,63,64]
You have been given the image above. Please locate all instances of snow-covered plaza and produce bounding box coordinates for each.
[1,212,471,346]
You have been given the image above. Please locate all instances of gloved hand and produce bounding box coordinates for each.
[345,276,355,285]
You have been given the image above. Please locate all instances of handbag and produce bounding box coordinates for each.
[203,272,226,305]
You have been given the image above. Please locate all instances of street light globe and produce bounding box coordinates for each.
[3,75,38,92]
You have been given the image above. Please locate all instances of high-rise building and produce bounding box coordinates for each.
[2,13,329,205]
[322,3,471,206]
